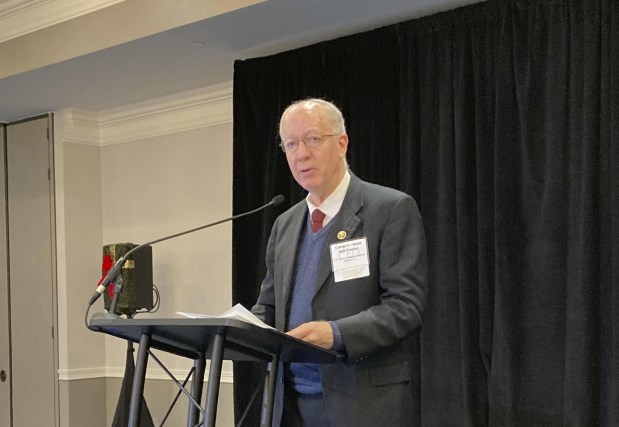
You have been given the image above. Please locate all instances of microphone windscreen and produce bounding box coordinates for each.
[271,194,285,206]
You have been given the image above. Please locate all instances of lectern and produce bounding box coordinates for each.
[89,316,341,427]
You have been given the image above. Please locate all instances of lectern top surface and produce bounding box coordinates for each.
[89,316,342,363]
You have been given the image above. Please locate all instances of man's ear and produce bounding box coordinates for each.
[338,134,349,157]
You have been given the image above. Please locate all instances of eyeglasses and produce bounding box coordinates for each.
[279,132,338,153]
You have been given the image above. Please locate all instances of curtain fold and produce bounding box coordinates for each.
[232,0,618,425]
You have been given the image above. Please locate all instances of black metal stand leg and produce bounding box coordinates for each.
[187,353,207,427]
[260,354,279,427]
[204,333,225,427]
[129,331,151,427]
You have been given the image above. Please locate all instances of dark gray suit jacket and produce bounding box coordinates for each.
[252,174,427,426]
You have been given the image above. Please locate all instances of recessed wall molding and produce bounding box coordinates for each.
[58,367,234,383]
[58,367,107,380]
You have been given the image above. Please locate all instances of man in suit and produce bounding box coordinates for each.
[251,98,427,426]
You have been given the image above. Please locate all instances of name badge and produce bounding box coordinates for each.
[329,237,370,282]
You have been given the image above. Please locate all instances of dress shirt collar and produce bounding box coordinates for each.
[306,170,351,227]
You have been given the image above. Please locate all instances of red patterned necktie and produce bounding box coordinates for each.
[311,209,326,232]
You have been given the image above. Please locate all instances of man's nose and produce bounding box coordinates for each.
[295,140,311,158]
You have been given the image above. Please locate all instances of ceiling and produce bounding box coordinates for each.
[0,0,481,123]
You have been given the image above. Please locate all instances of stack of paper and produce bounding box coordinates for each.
[176,303,274,330]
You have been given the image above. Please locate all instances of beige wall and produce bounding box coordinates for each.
[101,123,234,372]
[58,141,105,371]
[55,86,235,426]
[60,378,106,427]
[100,124,233,315]
[55,118,108,426]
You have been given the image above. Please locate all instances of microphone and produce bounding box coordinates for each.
[88,194,285,306]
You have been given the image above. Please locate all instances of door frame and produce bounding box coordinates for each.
[3,114,59,426]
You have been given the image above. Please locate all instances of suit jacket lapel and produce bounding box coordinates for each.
[313,174,364,297]
[279,202,307,311]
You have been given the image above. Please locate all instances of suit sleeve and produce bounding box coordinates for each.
[334,195,427,360]
[250,219,278,327]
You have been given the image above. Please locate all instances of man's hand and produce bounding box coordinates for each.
[286,321,334,349]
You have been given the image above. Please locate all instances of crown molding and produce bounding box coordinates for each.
[0,0,50,20]
[98,81,233,146]
[58,366,234,383]
[56,82,233,146]
[56,108,101,146]
[0,0,125,43]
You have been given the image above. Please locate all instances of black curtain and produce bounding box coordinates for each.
[232,0,619,425]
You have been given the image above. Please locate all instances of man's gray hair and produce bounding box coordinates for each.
[279,98,347,136]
